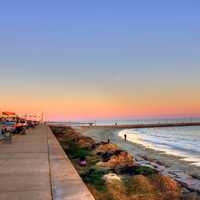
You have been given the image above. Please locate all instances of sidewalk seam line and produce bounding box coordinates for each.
[47,126,54,200]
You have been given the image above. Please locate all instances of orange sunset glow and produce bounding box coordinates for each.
[1,85,200,121]
[0,0,200,121]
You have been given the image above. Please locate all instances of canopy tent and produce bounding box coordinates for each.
[0,112,17,119]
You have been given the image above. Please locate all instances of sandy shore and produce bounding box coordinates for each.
[76,127,200,192]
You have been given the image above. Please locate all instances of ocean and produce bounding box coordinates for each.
[94,118,200,167]
[118,126,200,167]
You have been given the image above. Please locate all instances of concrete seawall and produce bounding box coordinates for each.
[47,126,95,200]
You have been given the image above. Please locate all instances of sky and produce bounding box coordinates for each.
[0,0,200,121]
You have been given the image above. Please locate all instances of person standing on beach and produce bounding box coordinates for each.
[124,133,127,141]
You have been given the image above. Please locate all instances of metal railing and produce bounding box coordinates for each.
[1,130,12,144]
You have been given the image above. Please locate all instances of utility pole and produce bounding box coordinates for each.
[41,112,44,124]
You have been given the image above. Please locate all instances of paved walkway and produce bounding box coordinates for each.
[0,126,95,200]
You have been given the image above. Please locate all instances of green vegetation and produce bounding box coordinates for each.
[63,140,91,159]
[134,166,156,176]
[50,126,66,135]
[68,146,90,159]
[81,168,106,192]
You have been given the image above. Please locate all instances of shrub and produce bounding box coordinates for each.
[116,165,156,176]
[81,168,106,191]
[66,140,91,159]
[134,166,156,176]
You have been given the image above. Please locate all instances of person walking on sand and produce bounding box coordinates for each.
[124,133,127,141]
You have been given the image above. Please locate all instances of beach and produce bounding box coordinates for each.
[77,127,200,192]
[51,125,193,200]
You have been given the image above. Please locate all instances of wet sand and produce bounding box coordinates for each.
[76,127,200,192]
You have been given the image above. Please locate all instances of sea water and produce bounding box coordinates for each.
[118,126,200,166]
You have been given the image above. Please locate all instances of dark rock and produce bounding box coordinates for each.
[101,152,114,162]
[181,192,200,200]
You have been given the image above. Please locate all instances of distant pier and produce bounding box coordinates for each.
[84,122,200,129]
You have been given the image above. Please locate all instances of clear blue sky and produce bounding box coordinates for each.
[0,1,200,120]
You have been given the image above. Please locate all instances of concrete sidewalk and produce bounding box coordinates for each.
[0,126,95,200]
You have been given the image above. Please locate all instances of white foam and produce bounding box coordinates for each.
[118,128,200,167]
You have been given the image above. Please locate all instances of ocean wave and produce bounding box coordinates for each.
[118,127,200,167]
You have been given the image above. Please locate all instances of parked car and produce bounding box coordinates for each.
[5,121,17,133]
[0,123,4,139]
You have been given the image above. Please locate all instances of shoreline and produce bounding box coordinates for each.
[77,127,200,193]
[51,125,197,200]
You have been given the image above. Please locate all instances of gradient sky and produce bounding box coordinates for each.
[0,1,200,121]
